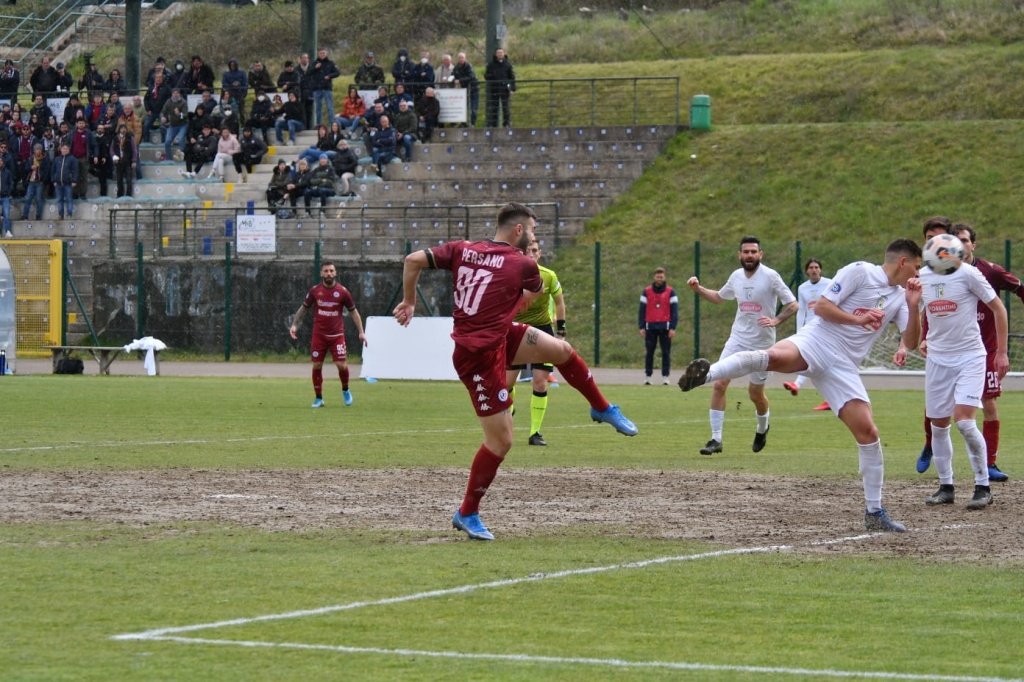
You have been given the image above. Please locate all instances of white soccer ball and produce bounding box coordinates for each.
[923,233,964,275]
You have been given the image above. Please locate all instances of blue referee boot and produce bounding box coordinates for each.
[590,404,638,436]
[916,444,933,473]
[343,389,353,406]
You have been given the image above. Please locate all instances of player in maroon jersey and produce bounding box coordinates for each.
[918,223,1023,482]
[290,261,367,408]
[393,202,638,541]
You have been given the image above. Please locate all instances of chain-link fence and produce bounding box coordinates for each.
[556,238,1024,371]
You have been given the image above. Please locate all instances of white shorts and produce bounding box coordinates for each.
[788,330,869,416]
[925,353,985,419]
[720,336,770,385]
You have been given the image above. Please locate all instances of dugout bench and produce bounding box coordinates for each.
[45,346,164,375]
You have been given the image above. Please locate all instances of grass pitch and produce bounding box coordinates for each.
[1,375,1022,681]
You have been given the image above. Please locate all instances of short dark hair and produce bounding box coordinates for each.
[953,221,976,244]
[653,267,666,275]
[497,202,537,230]
[320,260,335,270]
[885,238,922,261]
[803,258,822,272]
[922,215,952,239]
[739,236,760,248]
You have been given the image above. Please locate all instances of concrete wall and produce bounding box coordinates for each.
[89,259,454,355]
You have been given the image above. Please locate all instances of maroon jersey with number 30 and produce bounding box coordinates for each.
[302,283,355,339]
[427,239,542,351]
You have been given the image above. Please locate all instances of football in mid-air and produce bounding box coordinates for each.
[923,233,965,274]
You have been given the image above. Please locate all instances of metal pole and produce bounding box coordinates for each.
[301,0,318,58]
[1005,239,1012,329]
[486,0,503,126]
[124,0,142,92]
[693,240,700,360]
[136,241,144,339]
[61,242,68,345]
[593,241,601,366]
[224,241,232,361]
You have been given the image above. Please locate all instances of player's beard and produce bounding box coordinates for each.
[741,259,760,272]
[515,229,531,252]
[322,276,335,287]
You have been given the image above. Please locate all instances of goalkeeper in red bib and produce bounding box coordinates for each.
[394,202,637,541]
[290,261,367,408]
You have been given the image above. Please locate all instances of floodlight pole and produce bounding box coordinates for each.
[486,0,504,58]
[301,0,317,58]
[124,0,142,91]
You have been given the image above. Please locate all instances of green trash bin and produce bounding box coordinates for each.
[690,94,711,130]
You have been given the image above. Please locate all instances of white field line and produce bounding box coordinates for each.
[117,636,1024,682]
[1,413,826,455]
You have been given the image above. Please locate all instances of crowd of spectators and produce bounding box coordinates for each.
[0,46,517,227]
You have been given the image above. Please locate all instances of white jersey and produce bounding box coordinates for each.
[718,264,796,349]
[919,262,995,359]
[796,276,833,329]
[811,261,910,365]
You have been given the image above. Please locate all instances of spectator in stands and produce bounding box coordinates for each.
[248,60,275,98]
[360,101,386,147]
[392,98,417,162]
[63,92,85,128]
[39,126,56,160]
[183,55,215,94]
[27,112,44,140]
[236,126,266,181]
[332,138,358,198]
[247,91,275,143]
[266,158,292,210]
[222,58,249,121]
[68,118,98,200]
[20,144,49,221]
[145,56,167,88]
[389,82,413,114]
[310,48,340,127]
[0,60,21,106]
[111,122,138,198]
[336,85,366,138]
[416,87,440,143]
[304,153,337,215]
[0,155,13,237]
[355,51,386,88]
[98,104,119,132]
[84,92,106,130]
[369,114,396,177]
[297,124,335,165]
[277,60,302,110]
[143,73,171,143]
[13,124,35,190]
[373,85,392,116]
[51,142,78,219]
[104,68,128,97]
[274,91,304,144]
[437,54,456,88]
[161,88,190,161]
[28,96,49,126]
[409,52,435,102]
[189,102,214,137]
[297,53,316,130]
[391,48,415,87]
[125,98,145,180]
[211,126,241,182]
[184,123,217,178]
[484,48,516,127]
[326,120,346,150]
[454,52,477,125]
[282,158,312,211]
[54,62,73,94]
[78,63,104,98]
[212,93,240,134]
[167,59,188,91]
[108,92,125,120]
[93,122,113,198]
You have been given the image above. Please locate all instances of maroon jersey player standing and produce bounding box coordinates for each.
[393,202,638,541]
[290,261,367,408]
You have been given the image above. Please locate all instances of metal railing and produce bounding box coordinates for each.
[107,202,562,260]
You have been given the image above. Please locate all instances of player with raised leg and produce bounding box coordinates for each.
[394,202,637,541]
[679,239,923,532]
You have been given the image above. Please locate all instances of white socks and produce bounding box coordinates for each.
[956,419,990,486]
[708,350,769,382]
[858,439,884,512]
[931,424,953,485]
[709,409,724,442]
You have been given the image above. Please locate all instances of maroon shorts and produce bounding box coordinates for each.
[311,333,347,363]
[453,322,530,417]
[983,353,1002,399]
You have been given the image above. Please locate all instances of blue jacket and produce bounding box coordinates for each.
[0,164,13,197]
[371,126,397,156]
[51,153,79,186]
[222,64,249,102]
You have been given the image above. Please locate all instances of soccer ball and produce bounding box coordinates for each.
[923,233,965,274]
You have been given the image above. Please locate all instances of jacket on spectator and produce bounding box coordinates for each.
[167,61,189,90]
[0,64,20,101]
[51,152,78,185]
[453,60,479,94]
[299,63,318,102]
[248,66,275,95]
[268,164,293,193]
[189,131,218,161]
[103,74,128,97]
[247,96,275,129]
[485,55,516,92]
[355,59,386,87]
[118,111,143,142]
[222,60,249,104]
[161,94,190,127]
[332,145,359,175]
[371,126,397,156]
[110,130,139,167]
[392,108,417,138]
[278,99,304,124]
[415,96,440,125]
[239,132,267,161]
[0,162,12,197]
[22,152,50,186]
[310,55,340,92]
[340,94,366,120]
[63,101,86,128]
[63,127,98,160]
[308,162,337,190]
[183,60,215,94]
[409,60,435,98]
[145,82,172,119]
[55,67,73,93]
[29,64,58,96]
[278,67,302,99]
[391,48,415,84]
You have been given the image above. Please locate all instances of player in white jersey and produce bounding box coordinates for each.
[680,239,923,533]
[919,260,1008,510]
[783,258,832,410]
[687,236,797,456]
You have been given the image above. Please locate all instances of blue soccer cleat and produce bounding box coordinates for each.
[916,444,933,474]
[590,404,638,436]
[343,389,353,406]
[988,464,1008,482]
[452,510,494,541]
[311,397,324,408]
